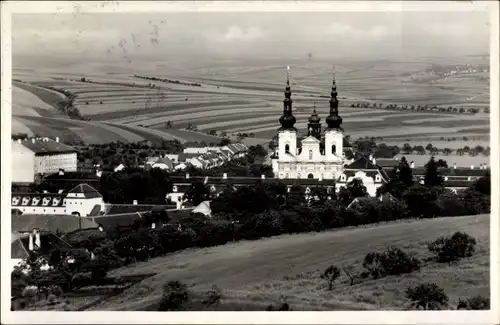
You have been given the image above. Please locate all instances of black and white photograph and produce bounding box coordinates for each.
[1,0,498,322]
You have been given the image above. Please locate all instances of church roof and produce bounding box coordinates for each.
[345,157,378,170]
[68,183,102,198]
[301,135,321,144]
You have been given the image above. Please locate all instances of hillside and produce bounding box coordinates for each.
[92,214,489,311]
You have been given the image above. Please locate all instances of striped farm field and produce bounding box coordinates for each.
[12,57,489,146]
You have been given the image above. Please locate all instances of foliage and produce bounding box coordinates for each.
[457,296,490,310]
[159,281,190,311]
[459,189,490,215]
[362,247,421,279]
[202,285,222,307]
[321,265,341,290]
[342,264,362,286]
[471,172,490,195]
[428,232,477,263]
[183,181,210,206]
[405,283,449,310]
[100,168,173,204]
[424,156,443,187]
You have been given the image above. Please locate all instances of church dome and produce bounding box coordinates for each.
[308,107,321,123]
[326,114,342,129]
[279,113,297,129]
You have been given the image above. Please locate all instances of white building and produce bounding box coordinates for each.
[11,183,104,217]
[11,137,78,183]
[271,69,385,197]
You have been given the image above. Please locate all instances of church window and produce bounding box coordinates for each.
[331,145,336,154]
[285,173,289,178]
[309,150,313,160]
[341,174,346,181]
[308,173,314,179]
[285,144,290,153]
[375,175,381,182]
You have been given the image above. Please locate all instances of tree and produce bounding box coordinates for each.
[397,157,414,187]
[405,283,449,310]
[183,182,210,206]
[425,143,433,152]
[321,265,341,290]
[342,264,362,286]
[159,281,190,311]
[428,232,477,263]
[424,157,443,187]
[436,159,448,168]
[457,296,490,310]
[442,148,452,156]
[471,172,490,195]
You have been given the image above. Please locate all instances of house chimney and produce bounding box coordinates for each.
[58,169,64,176]
[369,154,373,161]
[261,174,265,179]
[470,165,474,170]
[410,161,415,169]
[453,163,457,169]
[28,233,34,251]
[17,139,22,144]
[133,200,138,205]
[222,173,227,179]
[96,170,102,178]
[186,173,190,179]
[151,222,156,229]
[56,137,59,143]
[32,138,35,144]
[372,157,377,165]
[35,230,41,249]
[43,190,48,194]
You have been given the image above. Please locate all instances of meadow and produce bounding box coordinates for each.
[89,214,489,311]
[11,57,490,163]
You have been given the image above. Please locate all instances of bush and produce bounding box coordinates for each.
[457,295,490,310]
[363,247,421,279]
[428,232,477,263]
[320,265,341,290]
[159,281,190,311]
[266,302,290,311]
[405,283,449,310]
[202,285,222,307]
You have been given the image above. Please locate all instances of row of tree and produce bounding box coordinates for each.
[350,102,485,114]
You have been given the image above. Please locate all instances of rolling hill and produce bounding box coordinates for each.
[90,214,489,311]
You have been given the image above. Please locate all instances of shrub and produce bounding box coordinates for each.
[428,232,477,263]
[457,296,490,310]
[363,247,421,279]
[342,264,362,286]
[202,285,222,307]
[320,265,341,290]
[266,302,290,311]
[405,283,449,310]
[159,281,190,311]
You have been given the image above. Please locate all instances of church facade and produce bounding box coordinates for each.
[271,69,389,197]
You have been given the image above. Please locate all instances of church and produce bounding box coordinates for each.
[270,68,390,196]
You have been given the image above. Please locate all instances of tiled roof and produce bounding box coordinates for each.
[376,159,400,168]
[68,184,102,198]
[153,157,174,168]
[12,213,99,234]
[44,171,100,180]
[90,208,195,230]
[412,167,489,177]
[104,204,175,215]
[345,157,378,170]
[11,193,66,207]
[443,180,474,188]
[170,176,336,187]
[11,231,73,259]
[20,138,77,155]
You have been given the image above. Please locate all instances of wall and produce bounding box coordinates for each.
[11,141,35,183]
[17,206,67,215]
[35,152,77,174]
[65,197,104,217]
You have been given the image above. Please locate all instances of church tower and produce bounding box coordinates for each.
[324,69,344,161]
[278,66,297,159]
[307,103,321,140]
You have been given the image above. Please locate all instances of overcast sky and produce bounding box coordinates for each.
[12,10,490,64]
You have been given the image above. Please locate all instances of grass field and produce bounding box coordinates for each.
[89,214,489,311]
[11,57,490,153]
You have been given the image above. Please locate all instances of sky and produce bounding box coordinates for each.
[12,10,490,66]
